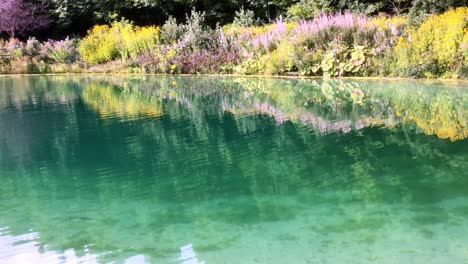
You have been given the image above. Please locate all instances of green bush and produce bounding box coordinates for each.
[233,8,257,27]
[160,16,184,44]
[234,56,266,75]
[294,48,324,76]
[181,10,211,51]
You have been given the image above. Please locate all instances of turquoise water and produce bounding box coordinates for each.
[0,76,467,264]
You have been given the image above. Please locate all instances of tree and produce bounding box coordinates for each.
[35,0,297,36]
[407,0,468,25]
[0,0,50,37]
[287,0,333,20]
[233,7,256,26]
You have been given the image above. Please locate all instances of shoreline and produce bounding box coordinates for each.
[1,73,468,84]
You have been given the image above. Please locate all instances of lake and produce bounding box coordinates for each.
[0,76,467,264]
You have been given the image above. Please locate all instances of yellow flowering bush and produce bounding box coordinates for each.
[78,25,117,64]
[78,20,159,64]
[393,7,468,77]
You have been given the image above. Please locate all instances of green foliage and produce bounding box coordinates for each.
[160,16,183,44]
[233,8,257,27]
[319,45,375,77]
[234,56,266,75]
[286,0,419,19]
[407,0,468,25]
[26,0,468,40]
[287,0,334,20]
[335,0,387,14]
[182,9,211,51]
[286,0,467,19]
[294,48,324,76]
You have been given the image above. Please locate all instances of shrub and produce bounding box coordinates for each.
[367,16,408,75]
[234,56,266,75]
[291,12,374,51]
[318,44,375,77]
[41,37,79,63]
[287,0,334,20]
[368,16,407,54]
[157,28,240,74]
[78,20,159,64]
[171,48,238,74]
[393,7,468,77]
[23,38,41,57]
[233,8,257,27]
[293,47,324,76]
[78,24,118,64]
[160,16,184,44]
[128,26,160,58]
[180,9,211,51]
[251,20,291,53]
[5,37,41,59]
[264,41,296,75]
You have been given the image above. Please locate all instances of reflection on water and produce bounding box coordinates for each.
[0,229,101,264]
[82,82,163,120]
[80,76,467,140]
[0,76,467,264]
[1,76,466,140]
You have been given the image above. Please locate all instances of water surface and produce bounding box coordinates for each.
[0,76,467,264]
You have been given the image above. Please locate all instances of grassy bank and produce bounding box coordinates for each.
[1,8,467,79]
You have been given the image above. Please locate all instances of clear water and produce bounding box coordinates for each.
[0,76,467,264]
